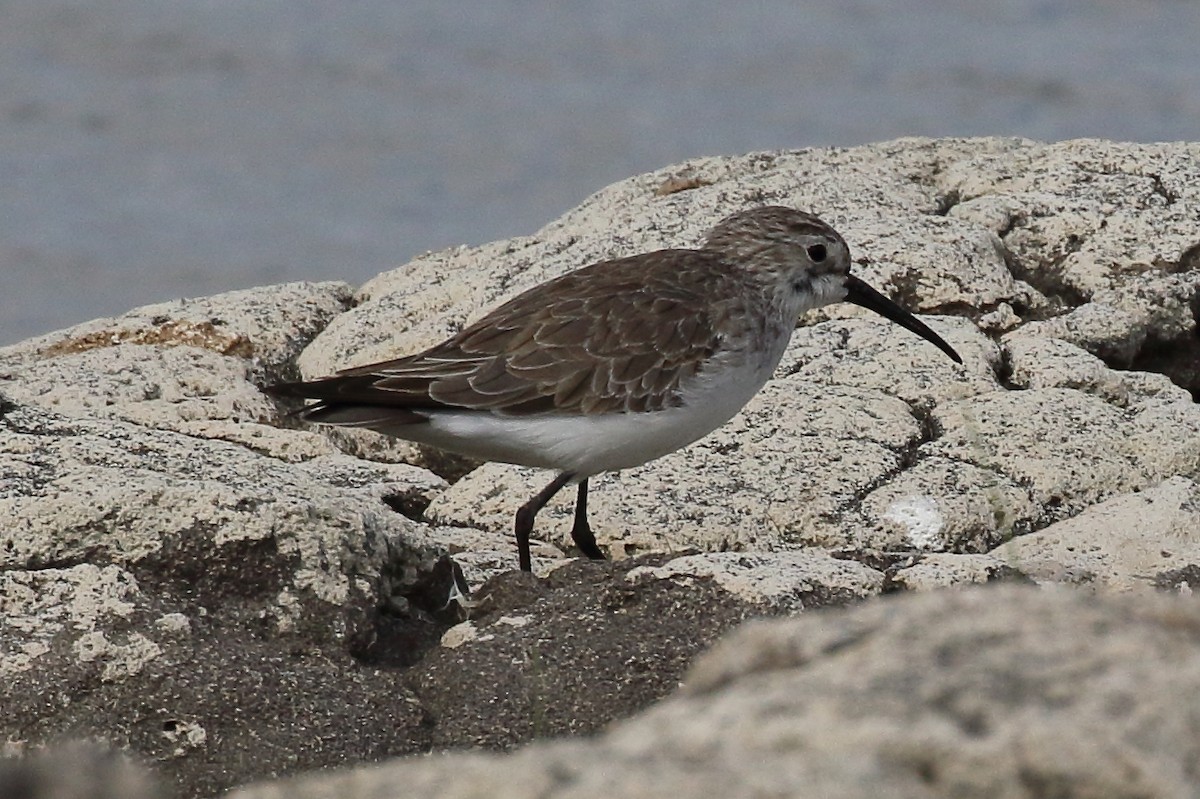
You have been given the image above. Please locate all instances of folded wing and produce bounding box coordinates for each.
[269,250,741,418]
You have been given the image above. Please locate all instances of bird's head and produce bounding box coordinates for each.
[704,206,962,363]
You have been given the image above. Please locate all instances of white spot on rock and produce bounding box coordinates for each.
[884,496,945,550]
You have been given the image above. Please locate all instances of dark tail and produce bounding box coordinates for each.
[263,379,429,427]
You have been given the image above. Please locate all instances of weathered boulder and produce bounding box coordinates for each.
[3,136,1199,798]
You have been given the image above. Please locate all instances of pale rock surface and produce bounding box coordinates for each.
[0,342,334,460]
[929,388,1200,531]
[887,552,1028,591]
[990,476,1200,591]
[1003,334,1191,407]
[854,457,1036,552]
[0,564,166,685]
[0,281,356,459]
[940,139,1200,373]
[231,586,1200,799]
[0,397,451,797]
[418,524,568,584]
[0,401,438,635]
[773,314,996,410]
[624,550,883,610]
[5,137,1200,798]
[0,280,353,373]
[289,453,448,515]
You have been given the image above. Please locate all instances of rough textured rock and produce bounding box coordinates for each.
[0,399,453,796]
[3,574,436,799]
[0,281,353,375]
[4,136,1200,798]
[0,281,356,459]
[0,399,879,796]
[306,137,1200,561]
[0,402,438,625]
[623,550,883,610]
[230,586,1200,799]
[929,388,1200,529]
[990,476,1200,591]
[886,552,1031,591]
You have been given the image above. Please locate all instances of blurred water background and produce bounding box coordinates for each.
[3,0,1199,343]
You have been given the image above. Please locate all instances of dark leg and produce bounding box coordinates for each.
[570,479,605,560]
[515,472,575,572]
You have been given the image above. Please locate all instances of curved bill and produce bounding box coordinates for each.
[844,275,963,364]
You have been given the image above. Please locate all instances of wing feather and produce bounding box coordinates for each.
[270,249,751,416]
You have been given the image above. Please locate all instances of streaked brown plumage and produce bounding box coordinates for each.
[281,255,792,418]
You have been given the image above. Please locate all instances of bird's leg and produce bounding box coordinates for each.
[570,479,605,560]
[515,472,575,572]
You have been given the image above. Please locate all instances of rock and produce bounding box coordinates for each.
[418,524,569,585]
[1,564,170,700]
[990,476,1200,591]
[0,399,455,796]
[0,402,438,625]
[0,281,353,376]
[928,387,1200,531]
[623,550,883,610]
[1002,334,1191,407]
[230,585,1200,799]
[855,457,1036,552]
[886,552,1031,590]
[0,342,332,459]
[0,282,356,460]
[5,136,1200,798]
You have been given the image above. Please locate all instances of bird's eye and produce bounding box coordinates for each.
[807,244,828,262]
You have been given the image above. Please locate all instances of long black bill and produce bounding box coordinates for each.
[844,275,963,364]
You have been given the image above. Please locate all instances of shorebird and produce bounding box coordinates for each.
[269,206,962,571]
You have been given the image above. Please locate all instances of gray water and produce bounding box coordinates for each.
[3,0,1199,344]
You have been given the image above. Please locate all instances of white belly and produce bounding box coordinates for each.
[394,336,789,477]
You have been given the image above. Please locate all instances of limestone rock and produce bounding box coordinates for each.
[990,476,1200,591]
[0,398,449,797]
[929,387,1200,531]
[0,400,442,639]
[0,282,355,459]
[887,552,1031,591]
[0,280,352,375]
[624,550,883,610]
[5,137,1200,798]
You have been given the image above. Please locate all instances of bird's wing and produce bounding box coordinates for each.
[277,250,745,416]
